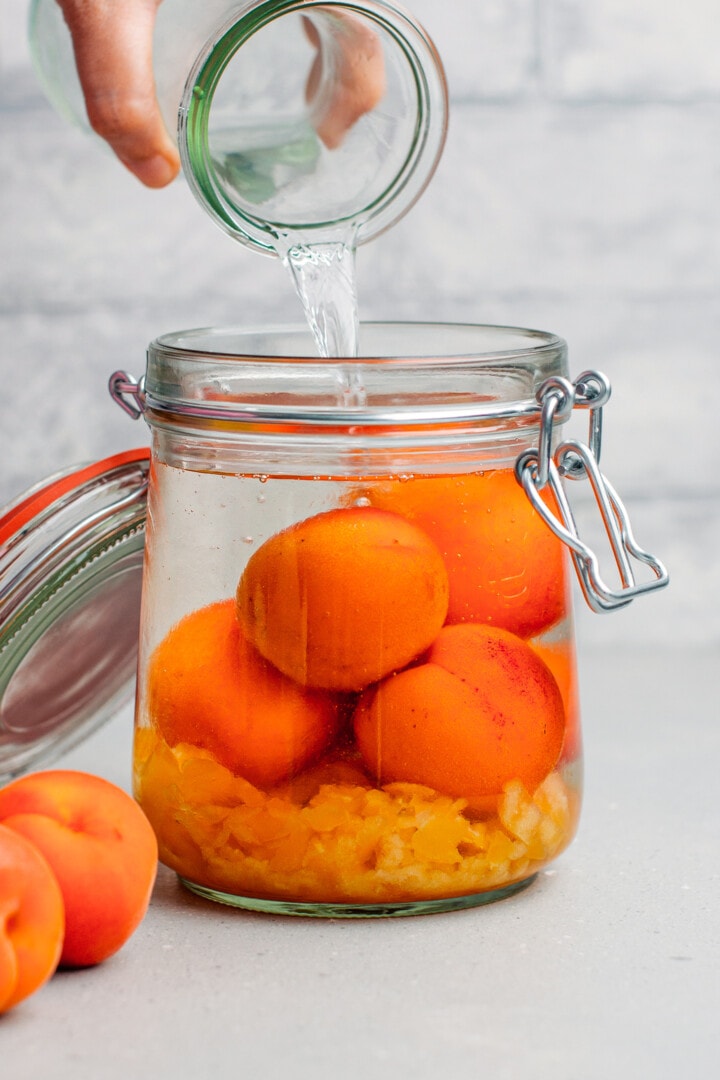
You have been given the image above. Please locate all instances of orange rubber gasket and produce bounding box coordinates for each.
[0,448,150,548]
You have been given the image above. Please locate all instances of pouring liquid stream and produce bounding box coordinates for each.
[277,229,367,407]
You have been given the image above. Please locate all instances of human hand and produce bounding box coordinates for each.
[55,0,180,188]
[54,3,384,189]
[304,11,386,150]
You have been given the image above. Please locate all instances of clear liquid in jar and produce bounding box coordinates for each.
[134,465,582,909]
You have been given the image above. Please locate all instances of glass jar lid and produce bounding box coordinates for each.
[0,449,149,782]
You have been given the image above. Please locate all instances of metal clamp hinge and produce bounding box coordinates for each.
[516,371,669,613]
[109,371,146,420]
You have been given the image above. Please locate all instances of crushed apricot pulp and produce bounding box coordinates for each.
[134,727,580,904]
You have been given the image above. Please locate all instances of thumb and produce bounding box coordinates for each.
[58,0,180,187]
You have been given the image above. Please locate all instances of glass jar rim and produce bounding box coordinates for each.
[143,321,569,429]
[151,320,566,359]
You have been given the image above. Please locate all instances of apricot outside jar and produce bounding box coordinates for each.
[106,322,667,917]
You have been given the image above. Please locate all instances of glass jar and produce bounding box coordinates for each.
[29,0,447,253]
[110,321,624,917]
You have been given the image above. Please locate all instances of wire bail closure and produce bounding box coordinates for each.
[109,362,668,614]
[515,371,669,613]
[109,371,146,420]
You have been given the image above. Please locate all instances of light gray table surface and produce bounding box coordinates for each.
[1,645,718,1079]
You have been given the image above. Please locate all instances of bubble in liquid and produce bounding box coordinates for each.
[354,496,371,507]
[242,536,254,545]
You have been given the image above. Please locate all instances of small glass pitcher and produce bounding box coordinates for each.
[29,0,448,253]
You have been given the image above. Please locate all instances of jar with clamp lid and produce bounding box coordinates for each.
[104,322,668,917]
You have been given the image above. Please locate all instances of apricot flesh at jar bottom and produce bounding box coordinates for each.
[128,324,584,916]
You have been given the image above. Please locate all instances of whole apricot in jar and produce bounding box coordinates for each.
[146,599,341,786]
[236,506,450,691]
[353,623,566,800]
[362,470,568,638]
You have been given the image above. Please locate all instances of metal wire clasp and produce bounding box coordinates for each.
[109,371,146,419]
[515,371,669,613]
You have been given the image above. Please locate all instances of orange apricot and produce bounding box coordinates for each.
[530,636,582,765]
[353,623,566,799]
[0,772,157,969]
[0,823,64,1012]
[236,507,450,691]
[146,599,341,785]
[363,470,568,638]
[271,747,373,805]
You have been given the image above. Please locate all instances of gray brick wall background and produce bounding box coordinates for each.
[1,1,719,650]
